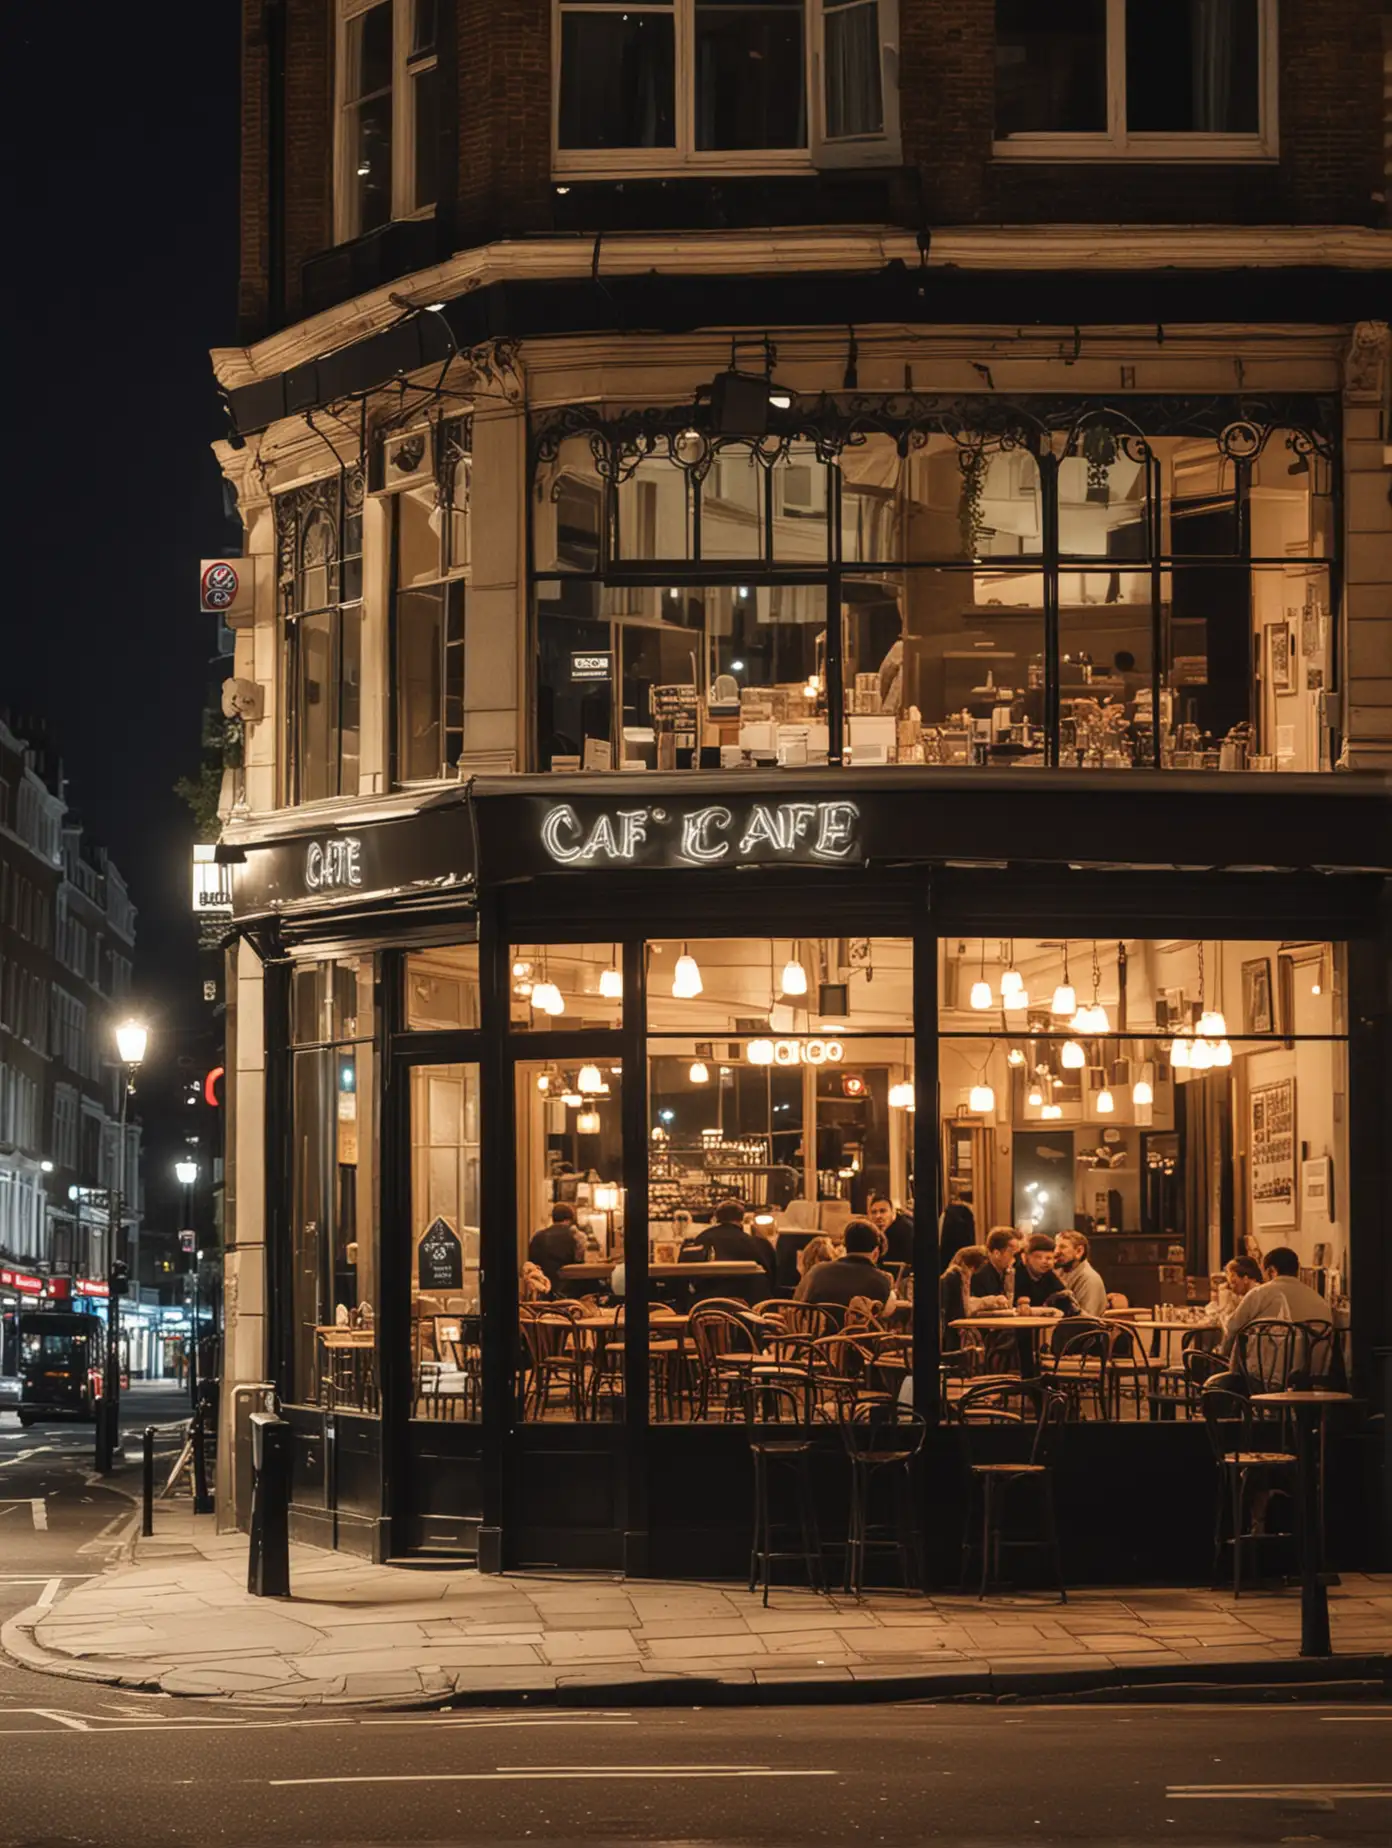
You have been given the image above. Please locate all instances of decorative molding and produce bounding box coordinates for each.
[1343,320,1390,404]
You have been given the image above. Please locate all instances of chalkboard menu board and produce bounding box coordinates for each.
[417,1217,464,1291]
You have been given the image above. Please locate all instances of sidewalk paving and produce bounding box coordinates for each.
[5,1506,1391,1708]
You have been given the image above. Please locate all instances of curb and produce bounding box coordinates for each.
[5,1600,1388,1711]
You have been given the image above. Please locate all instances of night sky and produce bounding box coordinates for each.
[4,4,242,1233]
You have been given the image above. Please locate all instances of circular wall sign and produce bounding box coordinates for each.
[201,560,240,611]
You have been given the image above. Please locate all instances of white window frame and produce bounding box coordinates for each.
[334,0,439,246]
[551,0,900,179]
[992,0,1278,162]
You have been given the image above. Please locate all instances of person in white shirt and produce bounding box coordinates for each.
[1053,1230,1107,1319]
[1218,1245,1333,1379]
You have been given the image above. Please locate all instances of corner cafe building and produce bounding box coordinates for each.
[220,770,1392,1579]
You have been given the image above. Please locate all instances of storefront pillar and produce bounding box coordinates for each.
[377,951,410,1555]
[476,888,513,1572]
[1346,882,1392,1412]
[911,901,941,1419]
[620,937,651,1575]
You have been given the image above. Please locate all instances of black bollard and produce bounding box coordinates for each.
[192,1401,214,1515]
[247,1413,291,1597]
[142,1426,155,1536]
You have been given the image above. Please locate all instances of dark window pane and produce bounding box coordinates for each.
[825,0,883,139]
[340,606,362,793]
[413,64,438,209]
[1125,0,1259,133]
[695,1,806,151]
[558,14,676,150]
[412,0,438,56]
[296,612,334,803]
[350,90,393,233]
[291,1049,329,1402]
[398,587,445,781]
[995,0,1107,136]
[347,2,393,102]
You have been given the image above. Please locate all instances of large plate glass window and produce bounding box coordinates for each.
[552,0,900,173]
[289,957,377,1409]
[336,0,440,241]
[275,470,364,805]
[994,0,1271,157]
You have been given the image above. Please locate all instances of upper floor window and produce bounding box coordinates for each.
[553,0,899,176]
[994,0,1274,158]
[336,0,440,242]
[275,470,365,806]
[383,417,471,784]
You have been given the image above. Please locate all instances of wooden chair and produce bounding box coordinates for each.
[956,1383,1069,1600]
[689,1306,763,1421]
[1038,1321,1110,1421]
[521,1311,586,1419]
[1201,1382,1298,1596]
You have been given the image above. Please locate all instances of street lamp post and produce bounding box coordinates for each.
[175,1157,199,1408]
[97,1019,147,1474]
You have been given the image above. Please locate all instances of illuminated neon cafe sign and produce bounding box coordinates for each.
[539,799,862,868]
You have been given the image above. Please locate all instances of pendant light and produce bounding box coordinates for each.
[560,1088,583,1109]
[512,959,531,980]
[1213,1039,1233,1067]
[1004,985,1029,1013]
[747,1038,775,1066]
[1169,1033,1190,1069]
[532,979,564,1015]
[1077,941,1110,1033]
[599,961,623,1000]
[576,1107,601,1134]
[1051,942,1076,1018]
[1061,1039,1086,1070]
[1007,1045,1025,1067]
[1042,1102,1063,1120]
[1189,1036,1214,1071]
[780,944,809,997]
[1000,941,1024,1002]
[1133,1063,1154,1107]
[672,943,703,999]
[577,1063,604,1094]
[969,1082,996,1114]
[1096,1086,1114,1114]
[969,940,992,1011]
[1027,1083,1044,1107]
[535,1072,550,1093]
[888,1080,915,1108]
[689,1060,710,1084]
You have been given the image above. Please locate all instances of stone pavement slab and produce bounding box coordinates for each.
[2,1503,1389,1708]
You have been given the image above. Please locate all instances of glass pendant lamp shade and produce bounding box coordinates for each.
[1197,1010,1227,1039]
[970,979,993,1010]
[1051,982,1076,1017]
[1027,1084,1044,1107]
[535,1072,550,1093]
[1042,1102,1063,1120]
[969,1083,995,1113]
[672,946,703,999]
[747,1038,775,1066]
[599,967,623,1000]
[888,1080,915,1108]
[1061,1039,1086,1070]
[1007,1046,1025,1067]
[115,1020,149,1066]
[780,958,809,997]
[576,1108,601,1134]
[1213,1039,1233,1067]
[532,981,564,1015]
[1001,966,1024,999]
[1096,1087,1114,1114]
[1169,1035,1190,1069]
[689,1061,709,1084]
[1189,1037,1214,1071]
[560,1090,583,1109]
[1003,988,1029,1013]
[1133,1077,1154,1106]
[577,1063,604,1094]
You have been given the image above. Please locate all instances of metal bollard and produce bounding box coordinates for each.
[192,1401,214,1516]
[247,1412,291,1597]
[142,1426,155,1536]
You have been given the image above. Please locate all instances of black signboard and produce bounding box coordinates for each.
[231,799,475,918]
[417,1217,464,1292]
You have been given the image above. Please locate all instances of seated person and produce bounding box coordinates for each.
[940,1245,989,1351]
[792,1235,838,1301]
[1013,1233,1068,1308]
[1218,1246,1333,1377]
[1215,1255,1263,1327]
[1053,1229,1107,1318]
[970,1227,1021,1303]
[799,1221,896,1313]
[679,1198,777,1284]
[867,1195,914,1268]
[939,1200,978,1268]
[527,1203,585,1294]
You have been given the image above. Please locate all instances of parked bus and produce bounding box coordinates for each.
[18,1309,105,1425]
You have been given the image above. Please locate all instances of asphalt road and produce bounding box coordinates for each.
[3,1386,1391,1846]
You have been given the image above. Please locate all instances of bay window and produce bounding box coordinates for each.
[386,417,470,785]
[336,0,440,242]
[994,0,1273,157]
[276,470,364,806]
[553,0,899,173]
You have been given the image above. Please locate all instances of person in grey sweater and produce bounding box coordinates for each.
[1054,1230,1108,1318]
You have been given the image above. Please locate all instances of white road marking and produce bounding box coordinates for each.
[35,1577,61,1608]
[1167,1784,1392,1801]
[271,1768,839,1787]
[0,1447,51,1468]
[30,1497,47,1530]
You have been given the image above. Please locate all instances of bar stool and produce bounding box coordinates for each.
[956,1382,1069,1601]
[741,1381,825,1605]
[840,1402,927,1596]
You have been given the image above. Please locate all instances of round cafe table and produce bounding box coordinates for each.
[1250,1390,1355,1658]
[951,1314,1064,1376]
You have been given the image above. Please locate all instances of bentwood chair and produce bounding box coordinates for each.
[521,1311,586,1419]
[1038,1319,1110,1421]
[1201,1381,1298,1596]
[689,1306,763,1421]
[956,1383,1069,1601]
[740,1381,826,1604]
[1235,1317,1342,1397]
[839,1402,927,1596]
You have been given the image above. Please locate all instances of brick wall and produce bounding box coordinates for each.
[238,0,1389,340]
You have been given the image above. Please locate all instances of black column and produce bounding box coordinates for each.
[911,891,941,1421]
[1346,883,1392,1404]
[476,889,515,1572]
[620,938,650,1575]
[376,951,409,1555]
[261,946,293,1395]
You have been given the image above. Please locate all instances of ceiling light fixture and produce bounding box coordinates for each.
[747,1038,775,1066]
[970,939,992,1010]
[888,1080,915,1108]
[1061,1039,1086,1070]
[577,1063,604,1095]
[689,1060,709,1084]
[969,1082,995,1113]
[672,943,703,999]
[1051,942,1076,1018]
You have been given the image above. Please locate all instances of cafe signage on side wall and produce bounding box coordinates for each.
[535,797,864,869]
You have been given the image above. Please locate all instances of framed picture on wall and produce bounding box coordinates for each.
[1241,957,1274,1035]
[1250,1078,1296,1229]
[1267,622,1294,692]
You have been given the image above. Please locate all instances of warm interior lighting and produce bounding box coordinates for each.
[1027,1083,1044,1107]
[747,1038,775,1066]
[1051,982,1076,1017]
[1001,967,1023,1000]
[1060,1040,1085,1070]
[1133,1077,1154,1106]
[512,960,530,979]
[535,1073,550,1093]
[969,1083,995,1113]
[1169,1035,1190,1069]
[1007,1046,1025,1067]
[1003,988,1029,1012]
[1096,1087,1114,1114]
[1197,1010,1227,1039]
[593,1183,619,1212]
[1189,1037,1215,1071]
[689,1060,710,1084]
[1213,1039,1233,1067]
[672,945,703,999]
[560,1090,583,1109]
[577,1064,604,1095]
[599,967,623,1000]
[780,957,809,997]
[888,1080,915,1108]
[531,980,564,1015]
[576,1108,601,1134]
[970,980,993,1011]
[1041,1102,1063,1120]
